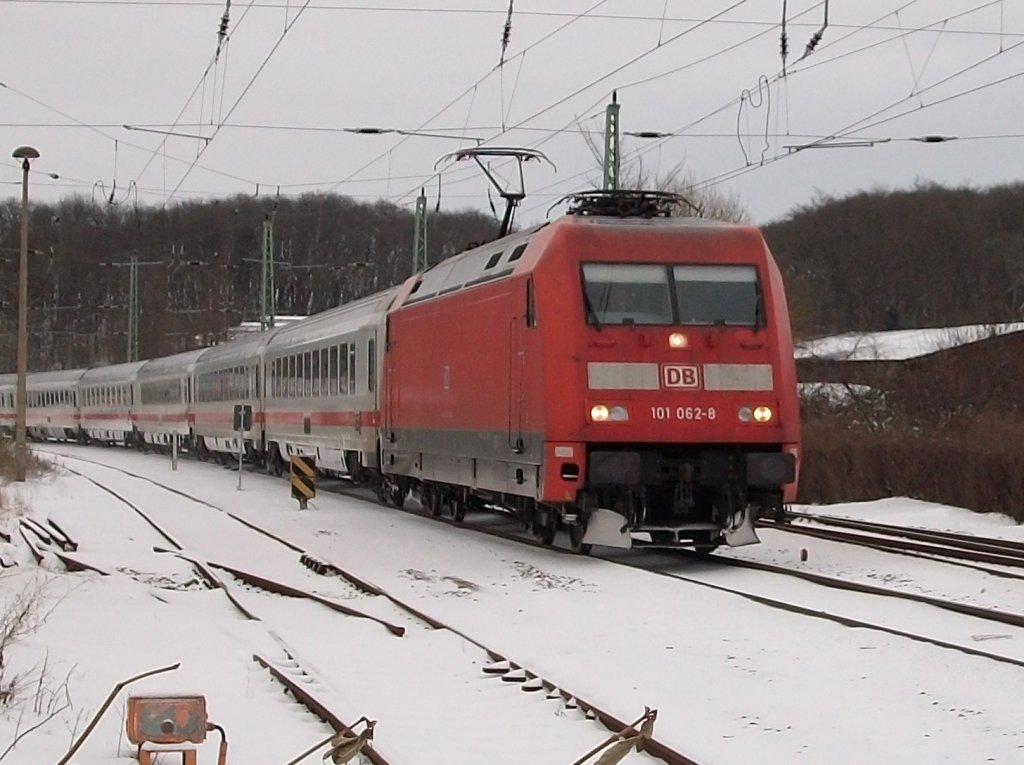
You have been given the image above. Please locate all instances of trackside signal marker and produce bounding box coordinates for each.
[290,455,317,509]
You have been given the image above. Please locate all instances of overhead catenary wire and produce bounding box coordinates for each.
[162,0,314,205]
[387,0,756,209]
[321,0,612,198]
[127,0,260,193]
[4,0,1021,213]
[780,0,788,76]
[796,0,828,62]
[514,0,1021,221]
[457,0,1009,210]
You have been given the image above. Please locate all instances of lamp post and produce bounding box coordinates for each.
[11,145,39,482]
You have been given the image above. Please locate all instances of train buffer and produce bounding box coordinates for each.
[290,455,317,510]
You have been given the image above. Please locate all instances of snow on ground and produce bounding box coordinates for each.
[1,446,1022,764]
[796,496,1024,540]
[795,322,1024,361]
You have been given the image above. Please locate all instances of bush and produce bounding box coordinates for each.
[0,439,52,484]
[799,412,1024,522]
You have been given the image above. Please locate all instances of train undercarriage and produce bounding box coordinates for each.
[370,444,795,556]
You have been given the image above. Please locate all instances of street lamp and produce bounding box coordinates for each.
[11,145,39,482]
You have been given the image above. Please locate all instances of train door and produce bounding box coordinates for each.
[383,318,398,449]
[508,282,528,453]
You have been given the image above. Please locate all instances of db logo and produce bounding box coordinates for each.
[662,364,700,389]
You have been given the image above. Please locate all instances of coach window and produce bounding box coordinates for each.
[367,339,376,392]
[338,344,349,395]
[348,344,357,395]
[320,349,329,396]
[329,346,339,396]
[310,352,320,397]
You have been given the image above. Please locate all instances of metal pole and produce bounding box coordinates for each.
[14,155,32,482]
[603,91,620,191]
[127,255,139,362]
[171,433,178,471]
[236,432,244,490]
[261,217,272,330]
[412,190,428,273]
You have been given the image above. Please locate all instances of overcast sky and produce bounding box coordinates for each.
[1,0,1022,226]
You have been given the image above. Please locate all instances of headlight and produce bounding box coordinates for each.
[739,405,774,423]
[590,404,629,422]
[668,332,688,349]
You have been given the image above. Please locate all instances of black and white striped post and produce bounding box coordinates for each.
[290,454,316,510]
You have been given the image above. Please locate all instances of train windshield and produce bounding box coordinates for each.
[674,265,760,326]
[581,263,762,326]
[582,264,674,325]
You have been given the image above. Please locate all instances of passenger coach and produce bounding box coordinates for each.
[135,348,206,449]
[79,361,145,445]
[263,288,396,478]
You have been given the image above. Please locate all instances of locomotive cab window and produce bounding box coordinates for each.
[581,264,673,325]
[582,262,763,327]
[674,265,761,327]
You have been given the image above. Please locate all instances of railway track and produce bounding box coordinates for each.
[30,444,1024,764]
[35,448,702,765]
[42,447,1024,670]
[760,511,1024,576]
[311,475,1024,652]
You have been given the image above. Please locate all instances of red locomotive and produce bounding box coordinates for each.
[380,191,800,553]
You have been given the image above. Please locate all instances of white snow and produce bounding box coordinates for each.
[795,322,1024,361]
[0,445,1021,764]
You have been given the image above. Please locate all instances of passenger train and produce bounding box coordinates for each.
[0,190,800,554]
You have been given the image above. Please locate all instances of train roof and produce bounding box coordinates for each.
[137,348,208,380]
[80,361,147,385]
[392,210,763,310]
[194,327,281,369]
[25,368,89,387]
[403,226,542,306]
[265,288,399,352]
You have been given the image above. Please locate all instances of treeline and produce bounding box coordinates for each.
[6,181,1024,372]
[768,182,1024,519]
[763,182,1024,339]
[0,193,498,370]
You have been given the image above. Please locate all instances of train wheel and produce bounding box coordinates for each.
[531,510,557,545]
[389,484,406,508]
[693,535,723,556]
[450,496,466,523]
[268,450,284,477]
[568,522,591,555]
[373,477,388,504]
[426,488,442,517]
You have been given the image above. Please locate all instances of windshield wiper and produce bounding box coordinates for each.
[582,289,602,330]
